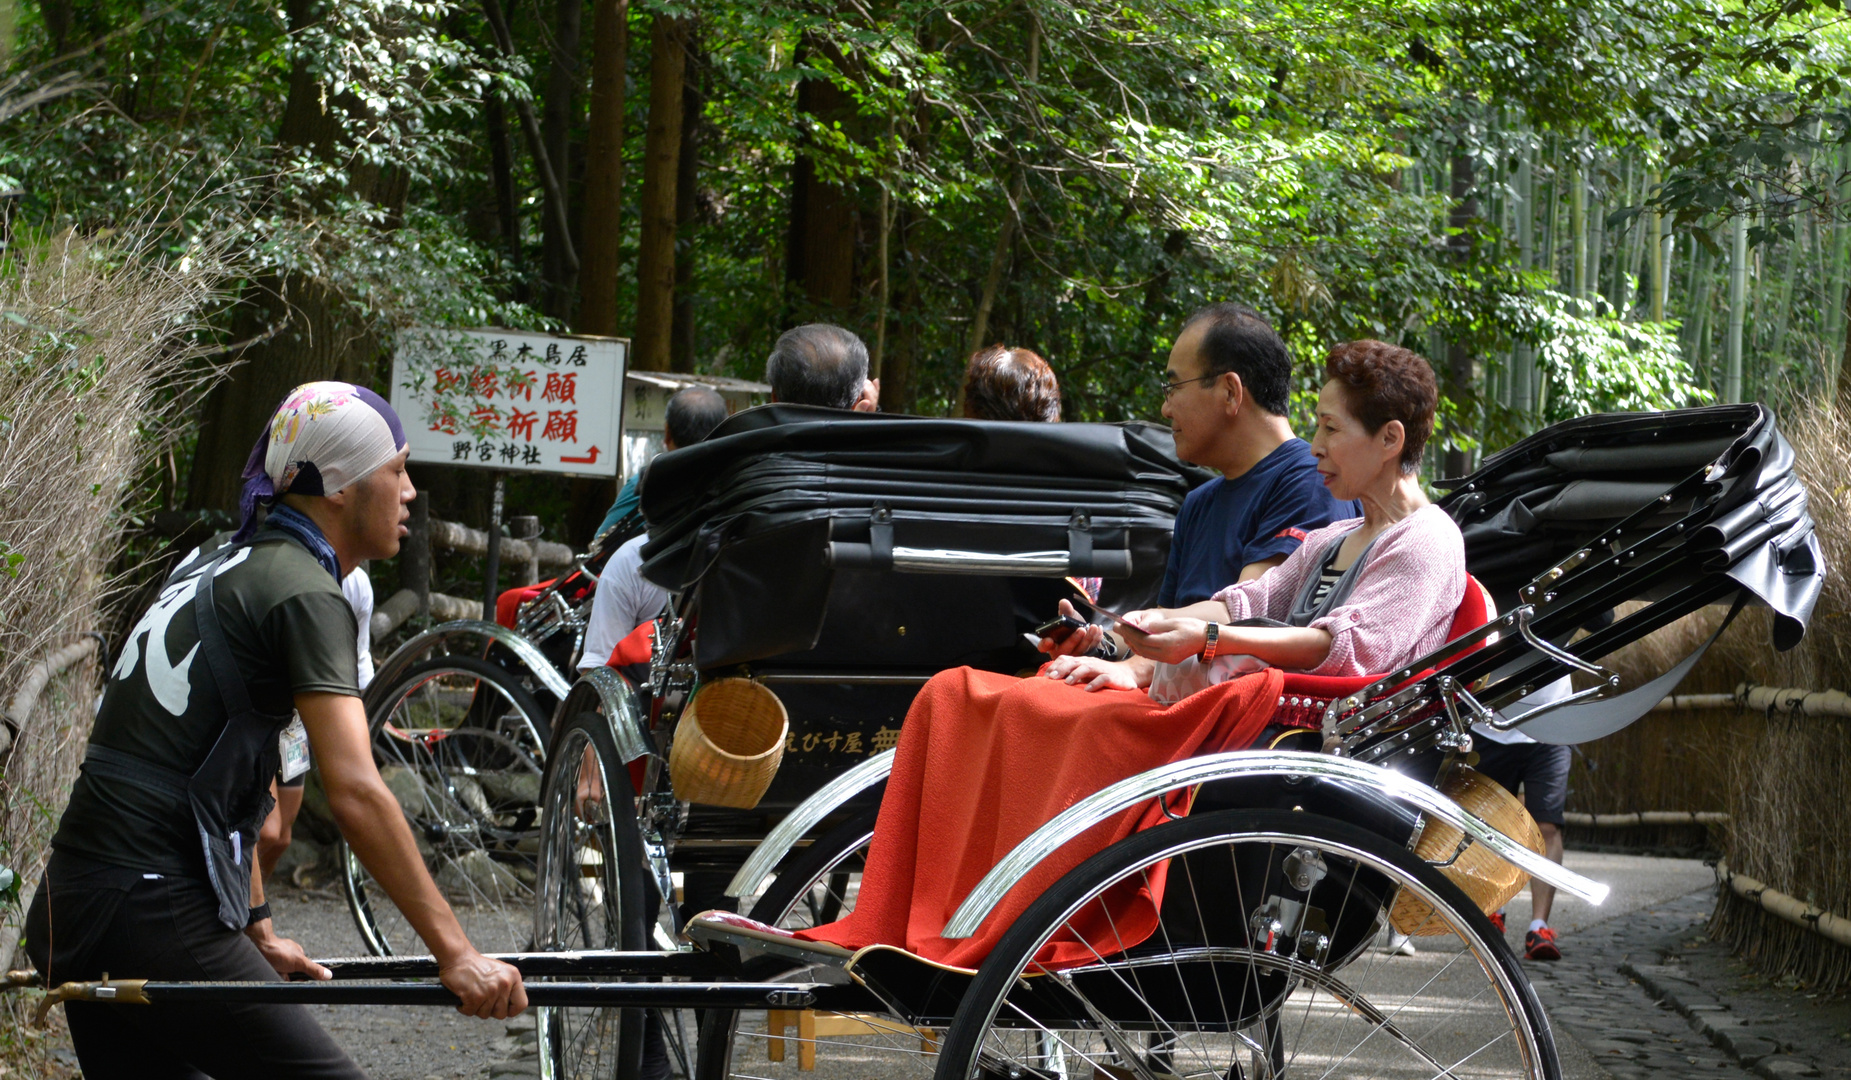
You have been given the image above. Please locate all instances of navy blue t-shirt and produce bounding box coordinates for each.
[1159,439,1361,606]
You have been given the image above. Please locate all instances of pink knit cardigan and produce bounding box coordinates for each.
[1210,504,1466,678]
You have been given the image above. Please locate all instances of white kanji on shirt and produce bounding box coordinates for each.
[111,547,251,716]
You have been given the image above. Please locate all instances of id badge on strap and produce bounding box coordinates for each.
[279,716,311,782]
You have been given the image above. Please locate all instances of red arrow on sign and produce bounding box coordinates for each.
[559,446,601,465]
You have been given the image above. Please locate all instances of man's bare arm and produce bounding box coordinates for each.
[1238,555,1287,582]
[296,691,527,1018]
[243,778,333,979]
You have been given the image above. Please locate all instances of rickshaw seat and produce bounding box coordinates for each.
[1267,574,1493,730]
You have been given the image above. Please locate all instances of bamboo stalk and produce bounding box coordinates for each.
[1727,213,1748,402]
[1716,859,1851,950]
[1571,160,1588,300]
[1513,146,1534,420]
[1649,185,1665,323]
[1562,811,1730,827]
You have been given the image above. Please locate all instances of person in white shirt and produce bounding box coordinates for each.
[258,564,375,882]
[578,387,730,670]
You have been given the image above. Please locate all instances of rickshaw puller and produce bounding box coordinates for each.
[26,382,524,1080]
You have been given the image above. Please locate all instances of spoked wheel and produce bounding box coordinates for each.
[935,809,1559,1080]
[534,707,649,1080]
[343,654,551,956]
[693,800,884,1080]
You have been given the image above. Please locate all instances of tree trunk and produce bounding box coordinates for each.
[967,171,1023,358]
[878,207,917,414]
[632,14,688,372]
[537,0,583,322]
[480,0,576,290]
[1443,140,1478,477]
[575,0,629,336]
[785,38,860,319]
[670,33,704,373]
[186,0,404,514]
[485,88,523,292]
[966,16,1040,358]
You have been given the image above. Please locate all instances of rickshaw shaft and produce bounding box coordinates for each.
[315,950,732,980]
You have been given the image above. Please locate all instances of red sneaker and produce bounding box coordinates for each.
[1489,911,1507,934]
[1524,927,1562,961]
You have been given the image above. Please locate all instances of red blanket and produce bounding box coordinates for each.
[796,665,1285,969]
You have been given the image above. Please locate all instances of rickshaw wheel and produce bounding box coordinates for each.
[935,808,1559,1080]
[691,800,882,1080]
[534,708,650,1080]
[343,654,551,956]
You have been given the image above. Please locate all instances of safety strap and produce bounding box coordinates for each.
[80,744,190,802]
[190,546,254,720]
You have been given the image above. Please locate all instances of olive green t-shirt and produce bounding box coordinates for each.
[53,532,361,877]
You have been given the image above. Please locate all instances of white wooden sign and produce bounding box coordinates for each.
[392,328,627,477]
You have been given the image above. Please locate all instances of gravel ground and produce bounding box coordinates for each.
[268,886,525,1080]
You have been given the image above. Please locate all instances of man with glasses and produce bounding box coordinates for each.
[1043,302,1359,689]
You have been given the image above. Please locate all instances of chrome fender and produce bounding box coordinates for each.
[371,619,573,702]
[562,666,656,766]
[724,749,897,899]
[940,750,1609,940]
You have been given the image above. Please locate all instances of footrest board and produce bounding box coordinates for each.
[684,911,855,968]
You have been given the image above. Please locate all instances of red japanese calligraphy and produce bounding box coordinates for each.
[508,408,538,442]
[542,372,578,405]
[543,409,579,443]
[504,369,538,401]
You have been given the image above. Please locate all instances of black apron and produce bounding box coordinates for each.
[79,543,295,930]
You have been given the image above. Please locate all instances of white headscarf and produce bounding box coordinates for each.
[235,381,407,541]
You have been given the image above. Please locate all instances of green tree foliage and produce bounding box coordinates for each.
[0,0,1844,504]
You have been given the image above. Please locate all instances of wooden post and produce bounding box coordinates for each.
[483,473,505,622]
[511,515,541,586]
[404,480,431,620]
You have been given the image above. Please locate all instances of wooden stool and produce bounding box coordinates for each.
[765,1010,938,1069]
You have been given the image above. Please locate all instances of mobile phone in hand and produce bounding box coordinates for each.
[1062,577,1151,633]
[1023,613,1087,649]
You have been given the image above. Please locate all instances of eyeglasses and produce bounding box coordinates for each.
[1157,373,1221,399]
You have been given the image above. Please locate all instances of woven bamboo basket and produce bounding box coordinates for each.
[1389,765,1545,936]
[668,678,789,809]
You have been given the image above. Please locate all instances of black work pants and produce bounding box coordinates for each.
[26,850,366,1080]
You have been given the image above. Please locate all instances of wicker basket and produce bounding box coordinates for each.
[668,679,789,809]
[1389,765,1545,937]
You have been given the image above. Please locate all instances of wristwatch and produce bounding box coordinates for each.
[1200,622,1220,662]
[247,901,273,927]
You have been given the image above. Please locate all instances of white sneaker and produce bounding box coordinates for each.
[1384,931,1418,956]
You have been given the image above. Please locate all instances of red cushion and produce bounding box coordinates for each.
[1269,574,1494,730]
[494,583,552,628]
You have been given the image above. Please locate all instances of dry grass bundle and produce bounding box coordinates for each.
[1587,400,1851,988]
[0,232,228,1070]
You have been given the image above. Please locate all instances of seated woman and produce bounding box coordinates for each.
[1045,338,1462,700]
[795,340,1465,968]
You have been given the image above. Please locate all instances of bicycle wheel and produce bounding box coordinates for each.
[343,654,551,957]
[534,706,650,1080]
[692,801,887,1080]
[935,808,1558,1080]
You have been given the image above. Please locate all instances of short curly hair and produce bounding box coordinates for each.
[962,346,1061,422]
[1323,340,1438,473]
